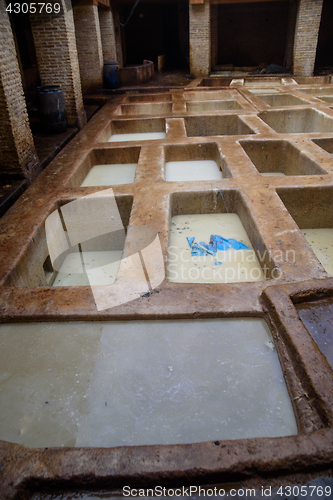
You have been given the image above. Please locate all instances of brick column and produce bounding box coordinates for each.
[293,0,324,76]
[30,0,86,129]
[73,3,104,92]
[98,7,117,63]
[0,0,40,183]
[189,0,211,78]
[211,4,218,70]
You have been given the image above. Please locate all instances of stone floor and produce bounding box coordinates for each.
[1,75,333,498]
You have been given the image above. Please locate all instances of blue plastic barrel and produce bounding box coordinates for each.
[103,62,120,89]
[37,85,67,134]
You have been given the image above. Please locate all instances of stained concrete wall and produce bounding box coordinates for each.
[293,0,324,76]
[189,0,211,78]
[0,0,40,182]
[30,0,86,128]
[74,3,104,92]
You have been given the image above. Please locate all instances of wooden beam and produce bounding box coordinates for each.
[190,0,205,4]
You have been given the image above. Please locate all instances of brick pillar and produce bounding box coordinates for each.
[0,0,40,183]
[98,7,117,63]
[73,3,104,92]
[30,0,86,129]
[112,5,124,67]
[293,0,324,77]
[211,4,218,70]
[284,0,298,71]
[189,0,211,78]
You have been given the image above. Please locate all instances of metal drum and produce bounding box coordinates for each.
[103,62,120,89]
[37,85,67,134]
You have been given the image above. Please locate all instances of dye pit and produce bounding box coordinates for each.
[1,76,333,497]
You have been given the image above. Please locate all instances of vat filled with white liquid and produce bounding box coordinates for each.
[240,139,327,176]
[81,164,137,187]
[301,229,333,275]
[0,318,297,448]
[168,190,274,283]
[278,187,333,274]
[97,118,166,143]
[164,142,229,182]
[168,213,265,283]
[67,147,140,188]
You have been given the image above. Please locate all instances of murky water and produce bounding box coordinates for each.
[0,319,296,448]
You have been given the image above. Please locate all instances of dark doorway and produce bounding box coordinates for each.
[123,2,189,70]
[315,0,333,73]
[217,1,289,68]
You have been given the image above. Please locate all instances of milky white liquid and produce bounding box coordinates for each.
[53,251,122,286]
[301,228,333,275]
[168,214,265,283]
[81,164,137,186]
[108,132,166,142]
[0,318,296,448]
[165,160,222,182]
[261,172,286,176]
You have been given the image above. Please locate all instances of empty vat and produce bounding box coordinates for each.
[164,142,230,181]
[186,100,242,112]
[297,298,333,370]
[258,109,333,134]
[312,137,333,156]
[185,115,254,137]
[297,87,333,96]
[278,187,333,273]
[318,96,333,104]
[126,93,172,103]
[240,140,327,176]
[0,318,297,448]
[248,88,280,94]
[117,102,172,116]
[244,78,283,86]
[258,94,308,107]
[184,91,234,101]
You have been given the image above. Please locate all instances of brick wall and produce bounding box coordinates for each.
[293,0,324,76]
[30,0,86,128]
[74,3,104,91]
[99,7,117,63]
[0,0,40,182]
[189,0,211,78]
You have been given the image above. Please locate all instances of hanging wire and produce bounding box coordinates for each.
[115,0,141,27]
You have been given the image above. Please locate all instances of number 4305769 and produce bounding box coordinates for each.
[6,3,61,14]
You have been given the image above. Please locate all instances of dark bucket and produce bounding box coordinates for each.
[103,62,120,89]
[37,85,67,134]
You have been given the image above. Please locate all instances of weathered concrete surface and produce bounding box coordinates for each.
[1,77,333,495]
